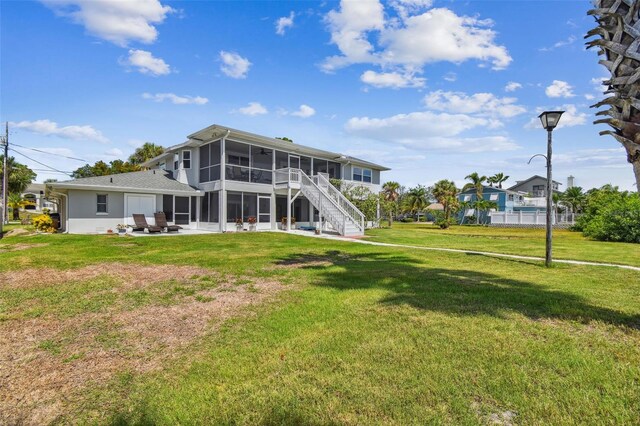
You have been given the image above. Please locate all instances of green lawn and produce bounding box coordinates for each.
[1,231,639,424]
[366,223,640,267]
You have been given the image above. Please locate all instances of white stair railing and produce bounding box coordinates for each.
[315,173,365,233]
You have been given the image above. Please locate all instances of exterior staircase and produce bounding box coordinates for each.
[275,168,365,236]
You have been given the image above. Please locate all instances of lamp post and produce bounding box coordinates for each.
[538,111,564,267]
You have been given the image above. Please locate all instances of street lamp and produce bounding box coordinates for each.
[538,110,564,267]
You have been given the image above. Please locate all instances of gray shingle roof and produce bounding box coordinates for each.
[51,170,200,194]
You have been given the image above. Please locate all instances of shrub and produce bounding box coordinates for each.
[582,194,640,243]
[401,217,415,222]
[32,214,56,233]
[432,211,453,229]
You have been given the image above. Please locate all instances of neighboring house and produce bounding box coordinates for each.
[457,186,546,223]
[22,183,57,212]
[508,175,562,197]
[50,124,389,236]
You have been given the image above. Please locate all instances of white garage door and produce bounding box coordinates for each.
[125,194,156,226]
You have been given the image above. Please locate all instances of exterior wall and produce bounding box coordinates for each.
[510,177,560,197]
[67,190,125,234]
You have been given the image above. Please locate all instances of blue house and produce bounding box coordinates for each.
[457,186,545,224]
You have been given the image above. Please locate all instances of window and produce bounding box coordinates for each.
[162,194,173,221]
[96,194,108,214]
[173,153,179,170]
[489,194,499,201]
[463,195,471,202]
[275,151,289,170]
[328,161,341,179]
[191,196,197,221]
[362,168,371,183]
[508,194,514,202]
[182,150,191,169]
[314,158,328,175]
[199,140,221,183]
[352,167,371,183]
[353,167,362,181]
[227,192,243,223]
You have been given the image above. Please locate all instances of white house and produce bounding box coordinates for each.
[50,124,390,236]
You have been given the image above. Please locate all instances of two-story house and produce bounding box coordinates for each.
[457,185,550,223]
[50,124,389,236]
[508,175,562,197]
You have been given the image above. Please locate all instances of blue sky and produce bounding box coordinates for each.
[1,0,633,191]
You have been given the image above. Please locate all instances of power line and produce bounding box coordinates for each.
[9,147,72,177]
[10,142,88,162]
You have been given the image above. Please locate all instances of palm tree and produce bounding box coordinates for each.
[128,142,165,165]
[7,193,32,221]
[462,172,487,200]
[587,2,640,192]
[403,185,429,216]
[488,172,509,189]
[381,181,400,228]
[562,186,585,214]
[432,179,459,229]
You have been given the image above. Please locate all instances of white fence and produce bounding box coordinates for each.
[490,211,579,226]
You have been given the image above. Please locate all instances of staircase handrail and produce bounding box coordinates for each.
[315,173,365,232]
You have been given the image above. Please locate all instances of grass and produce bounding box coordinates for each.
[1,230,639,424]
[366,222,640,267]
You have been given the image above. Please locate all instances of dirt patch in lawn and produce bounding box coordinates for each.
[0,242,48,253]
[0,262,205,290]
[0,263,287,425]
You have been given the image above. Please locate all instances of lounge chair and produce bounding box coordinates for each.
[132,214,163,233]
[154,212,182,233]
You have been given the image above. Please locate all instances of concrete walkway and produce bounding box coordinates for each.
[287,230,640,272]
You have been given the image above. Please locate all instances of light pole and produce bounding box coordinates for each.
[538,111,564,267]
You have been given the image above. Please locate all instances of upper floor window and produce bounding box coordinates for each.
[199,140,221,183]
[182,150,191,169]
[489,193,499,201]
[463,195,471,202]
[352,167,371,183]
[97,194,108,214]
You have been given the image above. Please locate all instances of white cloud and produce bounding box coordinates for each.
[275,11,295,35]
[219,51,251,79]
[10,119,109,143]
[322,2,511,76]
[584,94,595,100]
[124,49,171,76]
[360,70,425,88]
[443,72,457,82]
[104,148,124,157]
[142,92,208,105]
[553,147,626,167]
[539,35,576,52]
[505,81,522,92]
[525,104,587,129]
[545,80,575,98]
[345,111,518,152]
[42,0,174,47]
[423,90,526,118]
[290,104,316,118]
[234,102,268,116]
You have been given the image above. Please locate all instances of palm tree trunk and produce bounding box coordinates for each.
[388,209,393,228]
[633,154,640,192]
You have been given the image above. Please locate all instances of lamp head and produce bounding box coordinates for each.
[538,111,564,131]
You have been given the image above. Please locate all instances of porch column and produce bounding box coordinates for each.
[220,136,226,232]
[286,186,292,231]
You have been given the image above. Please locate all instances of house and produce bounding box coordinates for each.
[22,183,57,212]
[50,124,389,236]
[457,186,549,223]
[508,175,562,197]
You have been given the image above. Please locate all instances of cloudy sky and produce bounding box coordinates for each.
[1,0,634,190]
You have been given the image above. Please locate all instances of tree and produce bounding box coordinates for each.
[72,160,140,178]
[0,156,37,194]
[473,199,498,225]
[403,185,430,216]
[487,172,509,189]
[462,172,487,200]
[561,186,586,214]
[381,181,400,227]
[341,183,379,222]
[128,142,165,165]
[432,179,459,229]
[7,192,32,220]
[587,2,640,192]
[275,137,293,143]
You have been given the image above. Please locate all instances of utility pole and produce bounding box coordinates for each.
[2,122,8,225]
